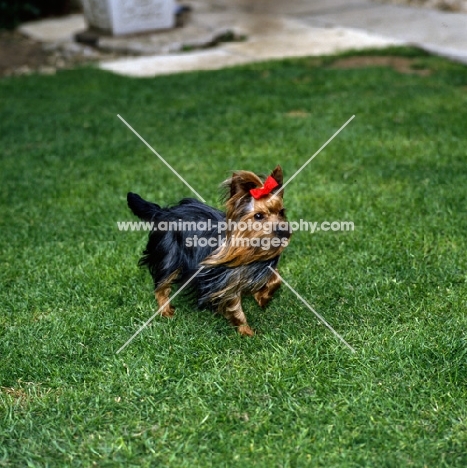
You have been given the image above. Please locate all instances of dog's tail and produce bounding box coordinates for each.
[127,192,161,221]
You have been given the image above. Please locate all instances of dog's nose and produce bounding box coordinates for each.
[275,223,292,239]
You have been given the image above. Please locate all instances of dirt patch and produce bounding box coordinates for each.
[329,56,432,76]
[285,110,310,118]
[1,383,54,405]
[1,386,29,400]
[0,30,52,76]
[0,29,112,78]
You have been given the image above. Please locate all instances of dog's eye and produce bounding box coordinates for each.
[279,209,286,217]
[254,213,264,220]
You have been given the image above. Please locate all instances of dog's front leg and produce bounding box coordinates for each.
[223,294,254,336]
[254,269,281,308]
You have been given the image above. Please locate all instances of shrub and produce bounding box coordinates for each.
[0,0,76,30]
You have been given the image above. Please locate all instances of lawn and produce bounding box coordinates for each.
[1,47,467,467]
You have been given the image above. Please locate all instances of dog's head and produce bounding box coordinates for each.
[204,166,291,267]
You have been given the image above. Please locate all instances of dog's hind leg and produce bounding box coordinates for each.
[253,269,281,308]
[155,270,179,317]
[223,294,254,336]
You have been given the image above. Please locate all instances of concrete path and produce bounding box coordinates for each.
[19,0,467,77]
[100,14,400,77]
[300,0,467,64]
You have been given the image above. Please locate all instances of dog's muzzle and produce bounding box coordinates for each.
[275,222,292,239]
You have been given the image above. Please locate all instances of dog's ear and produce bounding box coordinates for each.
[270,165,283,185]
[228,171,263,198]
[270,165,284,198]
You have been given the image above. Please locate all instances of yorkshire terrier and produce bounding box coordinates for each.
[127,165,291,336]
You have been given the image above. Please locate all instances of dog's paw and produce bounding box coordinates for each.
[238,324,255,337]
[254,293,271,308]
[160,305,175,318]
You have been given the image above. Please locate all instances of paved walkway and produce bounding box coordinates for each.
[19,0,467,77]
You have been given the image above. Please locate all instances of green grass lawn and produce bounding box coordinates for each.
[1,47,467,467]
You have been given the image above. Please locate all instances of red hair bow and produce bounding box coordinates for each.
[249,176,279,199]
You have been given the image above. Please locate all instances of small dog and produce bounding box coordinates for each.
[127,165,291,336]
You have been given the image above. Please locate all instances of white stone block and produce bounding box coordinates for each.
[81,0,175,36]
